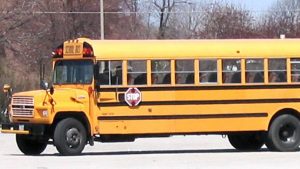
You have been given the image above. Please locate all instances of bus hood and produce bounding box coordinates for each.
[12,88,89,108]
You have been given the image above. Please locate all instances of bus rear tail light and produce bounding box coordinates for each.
[52,44,63,58]
[83,42,94,58]
[83,47,93,57]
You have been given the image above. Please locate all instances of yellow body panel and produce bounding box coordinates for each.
[83,39,300,59]
[97,88,300,134]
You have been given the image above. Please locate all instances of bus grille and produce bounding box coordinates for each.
[11,96,34,117]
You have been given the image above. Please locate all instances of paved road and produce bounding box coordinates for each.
[0,134,299,169]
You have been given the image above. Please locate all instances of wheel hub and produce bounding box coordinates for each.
[279,124,296,143]
[66,128,81,148]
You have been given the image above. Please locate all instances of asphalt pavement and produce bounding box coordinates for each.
[0,134,299,169]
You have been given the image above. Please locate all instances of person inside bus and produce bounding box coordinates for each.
[185,73,194,84]
[254,72,264,83]
[208,73,217,83]
[231,72,241,83]
[151,74,158,84]
[269,72,280,82]
[112,65,123,85]
[292,71,300,82]
[277,72,287,82]
[134,73,147,85]
[162,74,171,84]
[97,68,110,85]
[127,66,134,85]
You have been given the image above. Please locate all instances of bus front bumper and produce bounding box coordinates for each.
[1,123,46,135]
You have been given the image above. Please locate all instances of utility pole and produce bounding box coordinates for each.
[100,0,104,40]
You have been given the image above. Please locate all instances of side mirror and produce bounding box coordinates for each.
[40,81,49,90]
[3,84,11,93]
[3,84,12,98]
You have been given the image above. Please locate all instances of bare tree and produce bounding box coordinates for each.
[199,2,255,39]
[165,2,205,39]
[259,0,300,38]
[153,0,189,39]
[0,0,146,111]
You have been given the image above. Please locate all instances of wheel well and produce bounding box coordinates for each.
[268,108,300,129]
[50,112,91,138]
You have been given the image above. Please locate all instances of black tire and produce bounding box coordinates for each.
[16,134,48,155]
[54,118,87,156]
[265,114,300,152]
[228,132,264,151]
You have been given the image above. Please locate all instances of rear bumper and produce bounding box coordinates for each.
[1,123,46,135]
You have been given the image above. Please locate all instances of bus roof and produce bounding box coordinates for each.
[80,38,300,60]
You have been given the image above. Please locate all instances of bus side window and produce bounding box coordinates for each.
[96,61,123,85]
[222,59,241,84]
[268,59,287,83]
[151,60,171,85]
[95,61,108,85]
[291,59,300,83]
[199,59,217,84]
[175,60,194,84]
[127,60,147,85]
[246,59,264,83]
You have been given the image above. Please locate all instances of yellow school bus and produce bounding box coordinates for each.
[2,38,300,155]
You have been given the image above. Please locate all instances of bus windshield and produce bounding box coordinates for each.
[53,60,93,84]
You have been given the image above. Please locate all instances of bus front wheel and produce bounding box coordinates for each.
[228,132,264,151]
[16,134,48,155]
[265,114,300,152]
[54,118,87,156]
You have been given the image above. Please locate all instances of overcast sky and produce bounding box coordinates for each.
[225,0,276,11]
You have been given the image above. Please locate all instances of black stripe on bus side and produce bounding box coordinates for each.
[98,98,300,107]
[99,84,300,92]
[97,113,268,121]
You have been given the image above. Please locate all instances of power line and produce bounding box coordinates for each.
[30,10,300,14]
[1,10,300,15]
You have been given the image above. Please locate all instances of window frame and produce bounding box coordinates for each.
[96,60,123,86]
[53,59,94,85]
[175,59,195,85]
[245,58,264,84]
[151,60,171,85]
[222,59,242,84]
[127,60,147,86]
[199,59,218,84]
[268,58,287,83]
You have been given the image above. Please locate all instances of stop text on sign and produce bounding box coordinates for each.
[124,88,142,107]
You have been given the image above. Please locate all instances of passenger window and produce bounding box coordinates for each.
[95,61,123,85]
[175,60,194,84]
[222,59,241,83]
[127,60,147,85]
[199,59,217,84]
[151,60,171,84]
[291,59,300,83]
[246,59,264,83]
[268,59,287,83]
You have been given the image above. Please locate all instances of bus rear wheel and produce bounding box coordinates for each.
[265,114,300,152]
[228,132,264,151]
[16,134,48,155]
[54,118,87,156]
